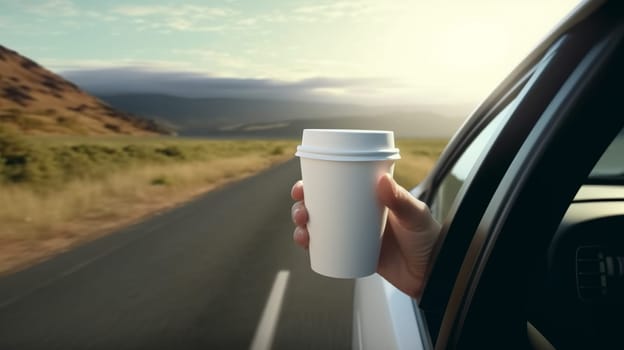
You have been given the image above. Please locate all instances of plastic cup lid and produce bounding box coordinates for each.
[295,129,400,161]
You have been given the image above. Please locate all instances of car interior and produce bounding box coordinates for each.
[528,126,624,349]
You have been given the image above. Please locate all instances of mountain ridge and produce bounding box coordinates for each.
[98,93,465,138]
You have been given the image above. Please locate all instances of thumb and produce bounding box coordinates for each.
[377,174,433,232]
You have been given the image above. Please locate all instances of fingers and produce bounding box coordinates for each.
[291,201,308,226]
[291,180,304,201]
[377,174,434,232]
[291,201,309,249]
[291,180,309,249]
[293,226,310,249]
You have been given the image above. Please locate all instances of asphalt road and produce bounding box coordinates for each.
[0,159,354,350]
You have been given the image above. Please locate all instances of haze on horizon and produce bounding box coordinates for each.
[1,0,580,106]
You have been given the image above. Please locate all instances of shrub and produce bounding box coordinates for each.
[0,126,31,183]
[155,145,185,159]
[270,146,284,155]
[150,176,172,186]
[0,136,298,189]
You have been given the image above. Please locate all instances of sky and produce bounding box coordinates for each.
[1,0,581,105]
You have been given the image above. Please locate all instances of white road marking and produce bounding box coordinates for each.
[250,270,290,350]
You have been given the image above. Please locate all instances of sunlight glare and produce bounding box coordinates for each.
[366,0,581,103]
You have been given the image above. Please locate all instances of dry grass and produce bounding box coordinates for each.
[394,139,448,190]
[0,157,286,239]
[0,138,297,274]
[0,136,445,275]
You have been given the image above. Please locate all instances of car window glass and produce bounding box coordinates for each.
[431,98,520,222]
[589,125,624,177]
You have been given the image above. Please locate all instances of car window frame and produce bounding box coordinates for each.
[417,35,571,343]
[428,83,527,223]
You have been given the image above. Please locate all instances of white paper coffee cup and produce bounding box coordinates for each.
[295,129,400,278]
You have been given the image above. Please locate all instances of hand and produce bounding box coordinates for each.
[291,174,440,299]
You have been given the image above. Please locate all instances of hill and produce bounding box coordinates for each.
[99,94,372,125]
[180,114,461,139]
[0,45,170,135]
[99,93,465,138]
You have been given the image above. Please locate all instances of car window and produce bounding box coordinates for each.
[430,97,520,222]
[589,124,624,178]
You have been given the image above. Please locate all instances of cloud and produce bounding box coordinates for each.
[22,0,79,17]
[113,4,230,17]
[236,18,257,26]
[172,49,250,70]
[0,15,12,28]
[191,0,409,30]
[84,10,118,22]
[42,58,200,74]
[112,4,233,32]
[59,67,393,103]
[290,1,405,22]
[293,1,363,18]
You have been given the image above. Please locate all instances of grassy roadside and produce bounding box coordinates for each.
[0,129,298,274]
[0,131,447,276]
[394,139,448,190]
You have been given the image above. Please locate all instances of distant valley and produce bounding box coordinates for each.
[99,93,466,138]
[0,43,469,138]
